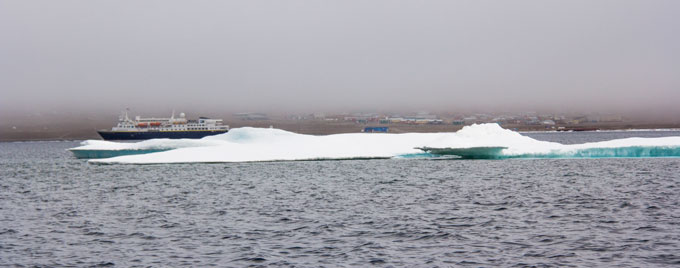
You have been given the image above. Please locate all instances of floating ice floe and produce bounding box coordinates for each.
[68,124,680,164]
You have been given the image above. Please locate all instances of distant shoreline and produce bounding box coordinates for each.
[2,121,680,142]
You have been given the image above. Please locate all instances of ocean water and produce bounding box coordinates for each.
[1,131,680,267]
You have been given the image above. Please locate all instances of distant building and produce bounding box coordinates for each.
[524,116,540,125]
[587,115,623,122]
[234,113,269,120]
[570,116,587,124]
[387,113,441,124]
[463,116,478,124]
[363,127,389,133]
[344,113,381,122]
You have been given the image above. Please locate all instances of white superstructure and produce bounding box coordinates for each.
[111,110,229,132]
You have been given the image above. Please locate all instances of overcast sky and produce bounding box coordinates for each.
[1,0,679,116]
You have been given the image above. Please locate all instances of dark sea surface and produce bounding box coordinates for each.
[1,131,680,267]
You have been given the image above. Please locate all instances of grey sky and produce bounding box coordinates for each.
[1,0,679,115]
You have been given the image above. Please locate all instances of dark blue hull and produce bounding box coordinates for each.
[97,130,228,140]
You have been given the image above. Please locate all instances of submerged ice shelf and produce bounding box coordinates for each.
[418,145,680,159]
[70,148,171,159]
[68,124,680,164]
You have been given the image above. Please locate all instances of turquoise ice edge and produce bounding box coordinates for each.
[72,146,680,160]
[69,149,172,159]
[72,146,680,161]
[415,146,680,159]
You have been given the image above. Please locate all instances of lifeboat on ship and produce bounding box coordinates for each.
[149,122,162,126]
[137,122,149,127]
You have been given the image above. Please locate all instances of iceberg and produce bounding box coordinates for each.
[68,124,680,164]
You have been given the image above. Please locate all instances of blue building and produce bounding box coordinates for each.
[363,127,389,133]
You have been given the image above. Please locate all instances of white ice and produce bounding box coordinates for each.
[73,124,680,164]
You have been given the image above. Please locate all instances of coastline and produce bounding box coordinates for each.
[2,121,680,142]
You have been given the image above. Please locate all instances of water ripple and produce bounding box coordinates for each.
[0,140,679,266]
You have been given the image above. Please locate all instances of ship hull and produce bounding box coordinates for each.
[97,130,228,140]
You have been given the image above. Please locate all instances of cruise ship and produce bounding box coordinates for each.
[97,110,229,140]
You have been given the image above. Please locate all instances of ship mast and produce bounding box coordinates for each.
[119,108,131,123]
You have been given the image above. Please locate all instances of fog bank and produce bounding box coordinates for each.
[1,1,679,117]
